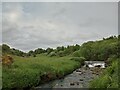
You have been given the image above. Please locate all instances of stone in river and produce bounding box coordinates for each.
[76,82,79,85]
[61,84,63,87]
[79,79,83,81]
[76,69,81,72]
[96,73,99,75]
[70,82,75,86]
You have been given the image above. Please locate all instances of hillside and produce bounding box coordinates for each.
[2,35,119,89]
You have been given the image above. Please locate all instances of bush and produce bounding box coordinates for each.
[48,52,57,57]
[2,55,14,67]
[105,55,117,67]
[33,54,36,57]
[70,57,85,65]
[72,50,81,57]
[2,44,11,54]
[57,51,65,57]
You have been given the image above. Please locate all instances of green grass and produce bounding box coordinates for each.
[2,54,80,89]
[89,58,119,88]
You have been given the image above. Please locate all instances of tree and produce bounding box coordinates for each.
[28,50,34,56]
[57,51,64,57]
[46,48,53,54]
[48,51,57,57]
[34,48,45,54]
[56,46,65,52]
[2,44,10,53]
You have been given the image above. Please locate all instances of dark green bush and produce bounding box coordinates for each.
[48,52,57,57]
[72,50,81,57]
[70,57,85,65]
[57,51,65,57]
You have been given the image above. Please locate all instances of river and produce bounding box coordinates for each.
[35,66,102,89]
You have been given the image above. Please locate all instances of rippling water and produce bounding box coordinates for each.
[35,67,100,89]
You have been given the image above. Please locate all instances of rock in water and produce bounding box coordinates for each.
[70,82,75,86]
[79,79,83,81]
[76,82,79,85]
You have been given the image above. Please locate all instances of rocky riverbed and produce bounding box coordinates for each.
[35,67,103,89]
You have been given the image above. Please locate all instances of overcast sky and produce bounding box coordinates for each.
[2,2,118,52]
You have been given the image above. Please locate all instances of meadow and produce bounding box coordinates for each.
[2,54,81,89]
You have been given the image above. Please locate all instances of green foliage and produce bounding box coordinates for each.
[90,74,111,88]
[72,50,81,57]
[33,54,36,57]
[76,36,118,61]
[57,51,65,57]
[46,48,54,54]
[34,48,45,54]
[70,57,85,65]
[46,44,80,57]
[48,51,57,57]
[2,54,80,88]
[2,44,11,54]
[56,46,64,52]
[2,35,119,89]
[11,48,26,57]
[90,59,118,88]
[2,44,27,57]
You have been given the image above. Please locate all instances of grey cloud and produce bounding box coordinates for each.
[2,2,118,51]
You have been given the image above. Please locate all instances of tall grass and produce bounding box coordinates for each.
[89,58,118,88]
[2,54,80,89]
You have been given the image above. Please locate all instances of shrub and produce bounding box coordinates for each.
[2,55,14,67]
[57,51,65,57]
[72,50,81,57]
[2,44,11,54]
[70,57,85,65]
[48,52,57,57]
[33,54,36,57]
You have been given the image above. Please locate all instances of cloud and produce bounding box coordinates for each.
[2,2,118,51]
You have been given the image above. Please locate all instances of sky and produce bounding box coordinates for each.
[2,2,118,52]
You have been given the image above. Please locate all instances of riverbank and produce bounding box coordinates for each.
[90,59,119,88]
[2,54,81,89]
[35,67,103,89]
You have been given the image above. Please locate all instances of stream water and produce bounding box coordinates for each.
[35,67,101,89]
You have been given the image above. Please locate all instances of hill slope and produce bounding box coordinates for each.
[2,35,119,89]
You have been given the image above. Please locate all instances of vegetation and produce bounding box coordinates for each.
[89,36,119,88]
[1,35,119,89]
[2,55,14,67]
[73,36,118,61]
[2,54,80,89]
[89,58,119,88]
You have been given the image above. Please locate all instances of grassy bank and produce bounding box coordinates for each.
[89,57,119,88]
[2,54,81,89]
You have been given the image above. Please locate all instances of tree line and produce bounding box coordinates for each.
[2,35,119,62]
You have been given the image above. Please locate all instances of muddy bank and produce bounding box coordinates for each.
[35,67,103,89]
